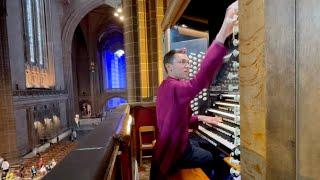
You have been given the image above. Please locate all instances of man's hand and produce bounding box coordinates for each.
[198,115,223,126]
[215,1,238,43]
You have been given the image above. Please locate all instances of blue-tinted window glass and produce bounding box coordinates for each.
[102,49,126,90]
[107,97,127,109]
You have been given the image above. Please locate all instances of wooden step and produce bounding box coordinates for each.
[169,168,209,180]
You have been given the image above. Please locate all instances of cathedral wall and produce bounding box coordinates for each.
[4,0,68,157]
[6,0,26,90]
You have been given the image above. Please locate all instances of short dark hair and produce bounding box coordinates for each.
[163,49,186,73]
[163,50,176,73]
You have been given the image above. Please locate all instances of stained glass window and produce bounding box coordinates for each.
[23,0,47,67]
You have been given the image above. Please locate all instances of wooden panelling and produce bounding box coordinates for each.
[296,0,320,179]
[265,0,296,179]
[239,0,267,178]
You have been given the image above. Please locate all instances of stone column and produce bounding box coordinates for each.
[0,0,19,160]
[155,0,165,85]
[146,0,164,100]
[137,0,150,101]
[123,0,141,103]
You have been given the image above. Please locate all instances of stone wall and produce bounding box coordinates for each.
[0,0,19,160]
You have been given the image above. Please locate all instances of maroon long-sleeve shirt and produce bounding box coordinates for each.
[153,42,226,177]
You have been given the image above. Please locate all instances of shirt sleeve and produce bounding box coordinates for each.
[174,42,226,105]
[189,115,198,129]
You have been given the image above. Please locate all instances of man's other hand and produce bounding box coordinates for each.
[198,115,223,125]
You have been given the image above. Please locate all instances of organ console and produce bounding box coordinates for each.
[188,15,241,178]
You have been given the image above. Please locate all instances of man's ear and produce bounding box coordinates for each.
[165,63,172,72]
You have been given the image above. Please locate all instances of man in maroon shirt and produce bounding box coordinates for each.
[150,1,238,179]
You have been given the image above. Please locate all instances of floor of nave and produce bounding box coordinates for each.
[20,141,77,179]
[1,129,94,179]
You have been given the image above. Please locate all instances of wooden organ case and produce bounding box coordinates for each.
[187,18,241,178]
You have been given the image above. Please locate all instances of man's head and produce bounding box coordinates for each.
[163,49,190,79]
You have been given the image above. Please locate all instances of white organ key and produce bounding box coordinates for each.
[232,49,239,57]
[199,95,203,99]
[197,132,218,147]
[188,55,193,59]
[233,39,239,46]
[216,122,236,133]
[198,126,236,150]
[221,94,240,101]
[200,51,205,54]
[193,62,197,66]
[203,92,207,96]
[195,102,198,106]
[207,108,240,120]
[227,72,238,80]
[197,54,201,58]
[203,97,207,101]
[222,118,239,126]
[214,126,233,137]
[189,69,193,73]
[214,102,240,114]
[232,61,239,68]
[203,88,207,92]
[193,66,197,70]
[228,84,239,91]
[215,101,239,108]
[195,111,199,115]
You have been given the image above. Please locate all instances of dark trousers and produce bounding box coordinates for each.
[150,136,231,180]
[177,136,231,180]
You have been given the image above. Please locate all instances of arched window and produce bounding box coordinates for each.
[22,0,47,67]
[102,49,126,90]
[106,97,127,109]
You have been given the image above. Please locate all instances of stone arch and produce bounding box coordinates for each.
[97,91,127,110]
[104,96,128,110]
[61,0,117,123]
